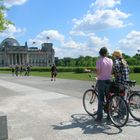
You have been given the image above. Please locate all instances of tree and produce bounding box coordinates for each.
[0,0,13,32]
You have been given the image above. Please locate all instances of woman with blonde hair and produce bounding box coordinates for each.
[112,50,129,84]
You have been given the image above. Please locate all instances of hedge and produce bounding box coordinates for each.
[0,66,140,73]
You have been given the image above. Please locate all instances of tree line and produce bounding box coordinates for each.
[55,53,140,67]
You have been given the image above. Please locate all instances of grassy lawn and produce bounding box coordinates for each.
[31,71,91,81]
[1,71,140,85]
[32,72,140,85]
[27,71,140,84]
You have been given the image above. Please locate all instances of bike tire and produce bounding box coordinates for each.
[83,89,98,116]
[128,91,140,121]
[108,95,129,127]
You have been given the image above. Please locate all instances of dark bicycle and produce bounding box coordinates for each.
[83,73,129,127]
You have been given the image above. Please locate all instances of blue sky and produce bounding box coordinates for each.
[1,0,140,58]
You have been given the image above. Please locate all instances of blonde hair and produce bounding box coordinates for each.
[113,50,128,67]
[121,58,128,67]
[112,50,122,58]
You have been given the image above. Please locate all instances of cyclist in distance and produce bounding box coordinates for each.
[95,47,113,123]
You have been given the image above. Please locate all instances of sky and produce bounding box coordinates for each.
[1,0,140,58]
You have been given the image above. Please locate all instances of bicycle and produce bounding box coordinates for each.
[119,80,140,121]
[83,73,129,127]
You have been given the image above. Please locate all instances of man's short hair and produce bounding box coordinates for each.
[99,47,108,56]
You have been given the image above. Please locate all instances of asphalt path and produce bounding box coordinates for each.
[0,74,140,140]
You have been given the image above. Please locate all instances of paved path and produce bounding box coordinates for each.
[0,74,140,140]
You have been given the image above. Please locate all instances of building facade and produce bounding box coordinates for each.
[0,38,55,67]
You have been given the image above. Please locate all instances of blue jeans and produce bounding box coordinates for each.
[97,80,111,119]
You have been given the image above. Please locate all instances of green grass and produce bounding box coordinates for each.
[31,71,91,81]
[0,71,140,85]
[129,73,140,85]
[31,72,140,85]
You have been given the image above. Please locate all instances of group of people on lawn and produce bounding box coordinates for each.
[10,63,58,81]
[10,64,31,76]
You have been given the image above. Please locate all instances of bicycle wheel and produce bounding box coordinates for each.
[108,95,129,127]
[128,92,140,121]
[83,89,98,116]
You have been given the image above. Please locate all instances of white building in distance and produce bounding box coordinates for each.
[0,38,55,67]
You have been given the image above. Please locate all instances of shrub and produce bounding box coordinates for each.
[133,67,140,73]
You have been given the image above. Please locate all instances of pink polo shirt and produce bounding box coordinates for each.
[96,57,113,80]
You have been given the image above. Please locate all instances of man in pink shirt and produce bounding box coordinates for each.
[95,47,113,123]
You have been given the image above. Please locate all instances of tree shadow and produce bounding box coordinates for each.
[52,113,122,135]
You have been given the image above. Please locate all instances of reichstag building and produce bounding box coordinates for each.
[0,38,55,67]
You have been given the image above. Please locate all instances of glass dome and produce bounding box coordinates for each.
[0,38,20,47]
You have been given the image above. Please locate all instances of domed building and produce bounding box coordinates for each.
[0,38,55,67]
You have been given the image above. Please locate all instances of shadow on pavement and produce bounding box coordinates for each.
[52,113,122,135]
[126,118,140,127]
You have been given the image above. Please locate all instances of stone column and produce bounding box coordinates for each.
[9,54,11,66]
[12,54,14,65]
[7,54,10,66]
[26,54,29,64]
[21,54,23,65]
[11,54,13,65]
[13,54,15,65]
[14,54,16,64]
[21,54,23,64]
[23,54,26,64]
[19,54,21,65]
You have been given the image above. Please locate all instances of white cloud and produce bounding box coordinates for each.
[71,0,130,35]
[63,39,86,49]
[29,29,112,58]
[71,9,130,34]
[118,30,140,56]
[55,34,112,58]
[94,0,121,9]
[88,34,110,48]
[87,34,112,55]
[36,30,65,43]
[28,30,65,46]
[4,0,28,7]
[0,24,26,38]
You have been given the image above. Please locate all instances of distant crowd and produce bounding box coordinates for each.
[10,64,31,76]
